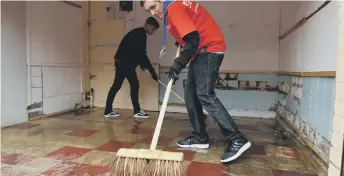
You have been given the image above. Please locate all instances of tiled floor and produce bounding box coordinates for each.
[1,108,318,176]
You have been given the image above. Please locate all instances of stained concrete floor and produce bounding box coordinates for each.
[1,108,318,176]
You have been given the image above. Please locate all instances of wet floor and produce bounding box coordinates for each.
[1,108,318,176]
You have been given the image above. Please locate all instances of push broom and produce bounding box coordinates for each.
[111,46,184,176]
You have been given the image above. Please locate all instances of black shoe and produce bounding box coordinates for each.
[177,135,209,149]
[220,132,251,163]
[133,111,150,119]
[104,111,120,118]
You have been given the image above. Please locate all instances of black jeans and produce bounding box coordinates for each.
[105,67,140,114]
[184,52,239,139]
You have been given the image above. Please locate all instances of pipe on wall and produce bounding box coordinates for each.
[278,0,331,40]
[26,1,32,108]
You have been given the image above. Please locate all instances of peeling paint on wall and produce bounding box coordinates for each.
[182,72,278,91]
[159,72,279,111]
[27,101,43,110]
[277,75,335,157]
[277,104,331,156]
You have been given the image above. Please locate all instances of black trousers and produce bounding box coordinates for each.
[185,52,239,139]
[105,67,140,114]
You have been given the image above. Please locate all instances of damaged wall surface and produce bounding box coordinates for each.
[160,72,278,112]
[277,1,340,173]
[277,76,335,156]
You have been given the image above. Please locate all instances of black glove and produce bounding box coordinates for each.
[167,67,179,85]
[151,71,158,82]
[171,58,184,74]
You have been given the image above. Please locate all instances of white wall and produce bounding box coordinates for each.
[279,1,340,72]
[1,1,28,127]
[27,1,83,115]
[132,1,280,71]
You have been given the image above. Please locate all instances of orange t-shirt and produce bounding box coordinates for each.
[166,1,226,53]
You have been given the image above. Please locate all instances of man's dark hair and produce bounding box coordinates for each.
[146,17,160,29]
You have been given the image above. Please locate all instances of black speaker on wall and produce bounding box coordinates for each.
[119,1,133,12]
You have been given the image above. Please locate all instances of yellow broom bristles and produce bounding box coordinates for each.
[109,157,147,176]
[109,157,184,176]
[143,159,184,176]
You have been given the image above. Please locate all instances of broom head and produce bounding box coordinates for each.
[111,148,184,176]
[116,148,183,161]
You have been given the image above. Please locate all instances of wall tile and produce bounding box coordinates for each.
[339,16,344,34]
[334,98,344,118]
[338,33,344,50]
[302,78,310,90]
[216,90,278,110]
[330,131,344,151]
[318,114,333,140]
[330,96,335,121]
[310,78,320,91]
[335,82,344,101]
[329,146,343,168]
[317,93,327,119]
[278,76,336,141]
[332,115,344,136]
[325,78,335,95]
[309,92,319,129]
[328,162,341,176]
[340,1,344,18]
[319,78,328,95]
[337,49,344,83]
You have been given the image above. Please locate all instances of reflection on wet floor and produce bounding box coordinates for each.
[1,108,318,176]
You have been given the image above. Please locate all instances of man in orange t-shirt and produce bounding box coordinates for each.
[141,0,251,163]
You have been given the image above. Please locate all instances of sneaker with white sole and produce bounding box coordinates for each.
[220,132,251,163]
[177,135,210,149]
[133,111,150,119]
[104,112,120,118]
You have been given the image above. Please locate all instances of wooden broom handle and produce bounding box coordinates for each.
[158,80,185,102]
[145,70,185,103]
[150,46,181,150]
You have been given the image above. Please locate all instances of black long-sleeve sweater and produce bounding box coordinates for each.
[114,27,154,71]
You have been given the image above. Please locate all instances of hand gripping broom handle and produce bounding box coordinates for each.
[150,46,181,150]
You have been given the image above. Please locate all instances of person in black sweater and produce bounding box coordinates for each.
[104,17,160,119]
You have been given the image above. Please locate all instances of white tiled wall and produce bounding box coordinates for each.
[337,50,344,83]
[329,1,344,175]
[329,162,342,176]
